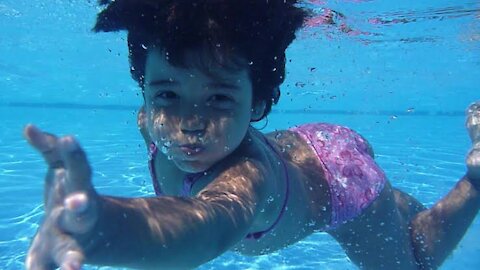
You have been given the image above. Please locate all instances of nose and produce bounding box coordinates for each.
[180,114,206,136]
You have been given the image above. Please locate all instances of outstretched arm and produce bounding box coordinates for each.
[409,102,480,269]
[24,125,268,269]
[89,161,268,269]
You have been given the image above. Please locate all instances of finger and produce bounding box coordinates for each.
[24,124,64,169]
[60,192,98,234]
[56,250,84,270]
[51,234,85,270]
[24,125,63,208]
[25,227,56,270]
[58,136,93,194]
[57,137,99,234]
[466,102,480,143]
[44,169,68,212]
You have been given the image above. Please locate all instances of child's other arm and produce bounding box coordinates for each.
[409,176,480,269]
[409,102,480,269]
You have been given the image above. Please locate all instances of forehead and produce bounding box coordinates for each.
[145,48,249,81]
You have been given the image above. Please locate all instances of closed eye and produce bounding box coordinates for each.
[209,94,233,102]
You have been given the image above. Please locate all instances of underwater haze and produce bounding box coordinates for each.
[1,0,479,269]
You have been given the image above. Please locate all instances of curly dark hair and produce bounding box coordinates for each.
[93,0,309,120]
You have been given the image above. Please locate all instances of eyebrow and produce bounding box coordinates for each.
[147,78,240,91]
[147,79,178,86]
[205,81,240,91]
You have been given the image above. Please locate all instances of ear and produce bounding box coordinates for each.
[251,100,267,122]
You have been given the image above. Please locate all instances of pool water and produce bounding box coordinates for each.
[1,0,479,269]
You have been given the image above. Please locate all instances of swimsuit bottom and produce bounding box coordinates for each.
[290,123,386,230]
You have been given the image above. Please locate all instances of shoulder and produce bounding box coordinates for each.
[198,131,273,203]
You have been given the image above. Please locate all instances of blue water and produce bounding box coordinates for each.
[1,0,479,269]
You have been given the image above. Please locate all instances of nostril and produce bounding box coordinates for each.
[181,129,205,137]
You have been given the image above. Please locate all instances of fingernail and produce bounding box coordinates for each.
[61,259,81,270]
[55,169,66,179]
[66,260,81,270]
[64,192,89,214]
[61,137,78,152]
[24,124,39,140]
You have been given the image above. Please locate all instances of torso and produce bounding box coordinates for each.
[233,129,332,255]
[150,127,332,255]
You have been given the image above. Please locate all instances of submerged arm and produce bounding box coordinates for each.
[410,102,480,269]
[409,175,480,269]
[87,161,267,269]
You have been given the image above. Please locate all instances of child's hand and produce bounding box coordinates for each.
[466,101,480,186]
[23,125,99,270]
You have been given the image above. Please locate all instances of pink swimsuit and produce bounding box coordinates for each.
[148,123,386,236]
[291,123,386,229]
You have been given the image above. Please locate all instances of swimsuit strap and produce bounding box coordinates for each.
[148,143,204,197]
[245,136,290,240]
[181,172,205,197]
[149,139,290,240]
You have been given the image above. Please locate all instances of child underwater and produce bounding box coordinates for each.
[23,1,480,269]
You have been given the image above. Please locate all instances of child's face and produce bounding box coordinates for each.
[143,49,258,173]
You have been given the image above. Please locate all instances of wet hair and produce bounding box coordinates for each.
[93,0,308,120]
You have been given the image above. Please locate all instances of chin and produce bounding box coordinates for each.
[173,159,213,173]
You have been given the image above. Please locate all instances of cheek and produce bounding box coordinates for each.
[147,109,177,140]
[219,114,250,143]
